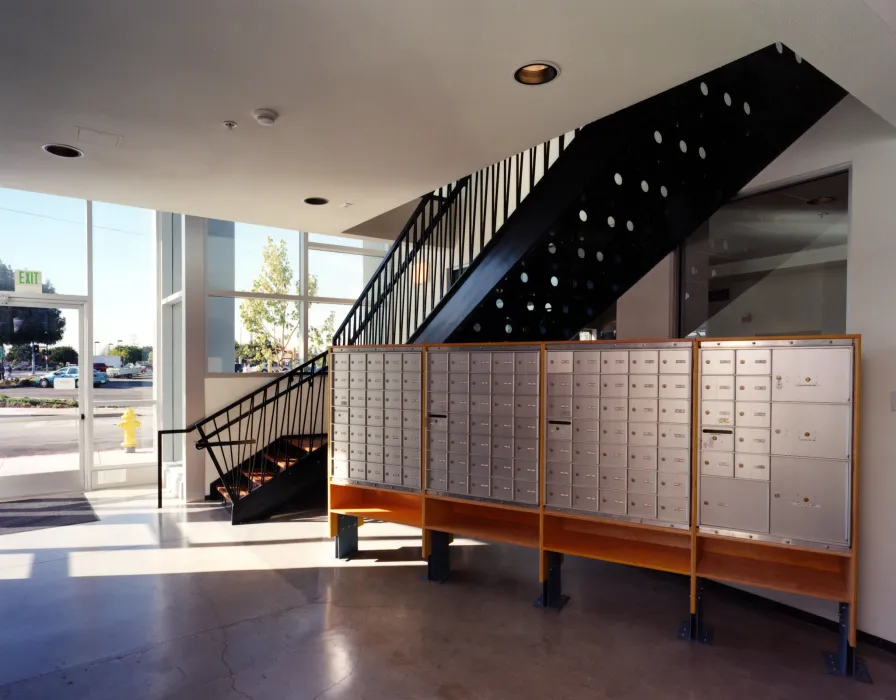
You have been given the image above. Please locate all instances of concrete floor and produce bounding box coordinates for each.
[0,489,894,699]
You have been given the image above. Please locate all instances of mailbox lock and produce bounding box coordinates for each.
[740,359,745,364]
[739,411,744,416]
[711,436,717,441]
[739,385,745,390]
[775,429,781,434]
[705,360,710,364]
[805,377,811,382]
[705,410,710,414]
[804,431,811,437]
[774,492,780,498]
[776,375,782,380]
[662,383,667,388]
[703,500,709,505]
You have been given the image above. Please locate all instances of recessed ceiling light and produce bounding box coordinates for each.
[513,62,559,86]
[807,196,837,205]
[43,144,83,158]
[304,197,329,206]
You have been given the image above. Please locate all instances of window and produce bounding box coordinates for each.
[0,188,87,295]
[206,226,385,372]
[679,172,848,338]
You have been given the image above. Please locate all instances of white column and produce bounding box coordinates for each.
[182,215,208,501]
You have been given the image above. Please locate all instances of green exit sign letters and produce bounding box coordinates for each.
[14,269,42,293]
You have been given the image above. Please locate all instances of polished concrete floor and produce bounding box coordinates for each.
[0,488,894,699]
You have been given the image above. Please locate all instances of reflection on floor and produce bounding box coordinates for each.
[0,488,893,699]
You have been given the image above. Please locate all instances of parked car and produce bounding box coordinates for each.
[106,363,145,378]
[93,362,109,373]
[38,367,109,388]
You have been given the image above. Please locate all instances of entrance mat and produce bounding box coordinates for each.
[0,496,99,535]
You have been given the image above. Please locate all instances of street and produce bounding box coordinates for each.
[1,377,152,402]
[0,407,154,458]
[0,378,154,459]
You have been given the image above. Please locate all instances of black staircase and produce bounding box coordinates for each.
[198,352,328,524]
[333,44,845,346]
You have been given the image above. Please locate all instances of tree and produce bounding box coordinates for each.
[49,346,78,366]
[5,344,31,364]
[308,310,337,357]
[0,259,66,346]
[109,344,143,365]
[239,236,326,367]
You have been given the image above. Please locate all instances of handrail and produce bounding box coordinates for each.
[332,129,578,346]
[332,195,436,344]
[195,350,329,508]
[342,178,470,345]
[193,351,328,436]
[157,428,193,509]
[156,351,328,510]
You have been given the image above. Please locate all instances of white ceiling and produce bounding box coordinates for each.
[1,0,895,239]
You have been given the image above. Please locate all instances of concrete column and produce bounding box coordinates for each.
[205,219,236,372]
[182,215,208,501]
[615,252,678,339]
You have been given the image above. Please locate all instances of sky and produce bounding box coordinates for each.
[0,186,385,357]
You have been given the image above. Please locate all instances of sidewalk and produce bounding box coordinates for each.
[0,448,155,476]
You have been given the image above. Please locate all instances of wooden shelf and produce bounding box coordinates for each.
[543,512,691,575]
[424,496,540,548]
[696,534,849,601]
[329,482,423,528]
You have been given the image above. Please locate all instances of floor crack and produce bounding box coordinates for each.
[312,665,355,700]
[220,626,253,700]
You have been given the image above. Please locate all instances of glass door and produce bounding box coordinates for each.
[0,296,90,499]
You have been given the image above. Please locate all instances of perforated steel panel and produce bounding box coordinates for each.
[413,44,845,344]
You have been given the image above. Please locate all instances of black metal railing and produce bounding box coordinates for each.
[332,129,579,346]
[195,352,329,509]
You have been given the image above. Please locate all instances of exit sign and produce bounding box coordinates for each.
[14,270,42,293]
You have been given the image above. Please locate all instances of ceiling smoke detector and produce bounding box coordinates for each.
[42,144,83,158]
[253,109,279,126]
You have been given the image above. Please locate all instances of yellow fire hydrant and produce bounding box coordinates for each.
[117,407,142,453]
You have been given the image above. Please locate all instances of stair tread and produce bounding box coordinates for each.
[216,484,249,502]
[243,469,276,485]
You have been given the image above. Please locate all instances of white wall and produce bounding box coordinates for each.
[616,254,676,339]
[742,96,896,641]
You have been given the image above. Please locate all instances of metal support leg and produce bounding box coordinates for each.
[678,577,713,644]
[534,551,570,611]
[824,603,872,683]
[426,530,451,583]
[335,514,359,560]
